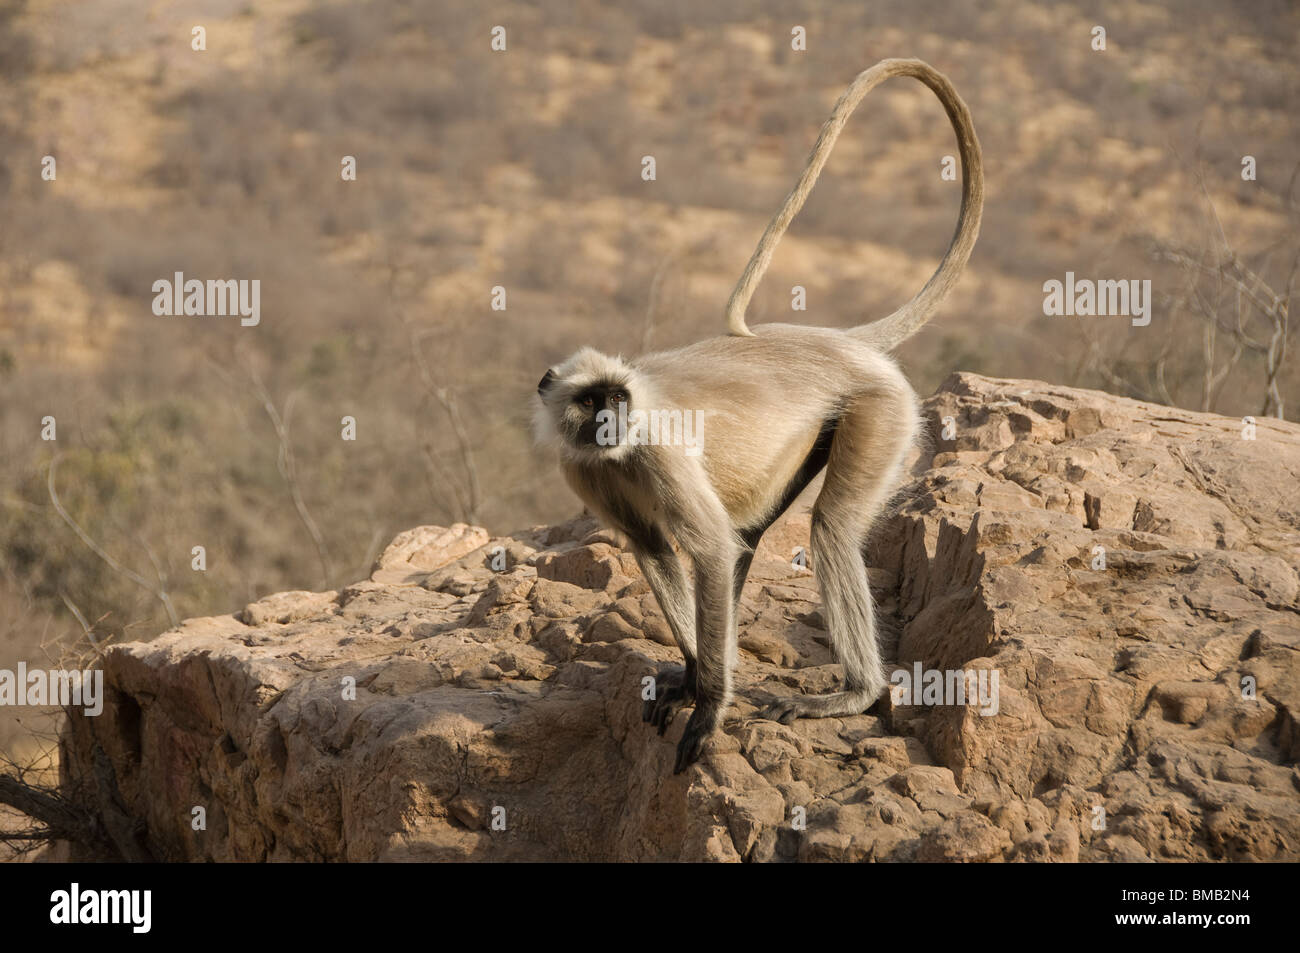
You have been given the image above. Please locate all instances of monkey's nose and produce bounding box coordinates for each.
[537,369,557,395]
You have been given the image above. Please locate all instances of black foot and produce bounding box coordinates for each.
[759,697,801,725]
[673,704,718,774]
[641,665,696,736]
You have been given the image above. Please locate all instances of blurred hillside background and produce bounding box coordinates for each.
[0,0,1296,767]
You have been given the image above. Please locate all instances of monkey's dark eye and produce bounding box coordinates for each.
[609,391,627,405]
[580,395,595,409]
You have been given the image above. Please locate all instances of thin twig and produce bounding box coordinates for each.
[57,591,104,659]
[640,251,681,354]
[383,263,483,522]
[46,455,179,627]
[247,369,333,589]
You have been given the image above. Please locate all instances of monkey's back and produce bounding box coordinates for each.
[631,324,909,526]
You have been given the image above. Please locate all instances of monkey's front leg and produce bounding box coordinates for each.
[634,543,698,734]
[674,546,737,773]
[644,658,695,735]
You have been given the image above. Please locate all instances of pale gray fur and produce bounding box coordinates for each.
[532,58,982,773]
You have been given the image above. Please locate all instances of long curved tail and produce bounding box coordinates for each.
[724,58,983,349]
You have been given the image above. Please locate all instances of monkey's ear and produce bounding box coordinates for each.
[537,369,557,395]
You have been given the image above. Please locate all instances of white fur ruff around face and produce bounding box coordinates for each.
[533,347,649,464]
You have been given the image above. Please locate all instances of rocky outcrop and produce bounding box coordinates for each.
[60,373,1300,861]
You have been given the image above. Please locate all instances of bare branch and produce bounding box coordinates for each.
[247,369,334,589]
[383,263,483,522]
[133,532,178,632]
[46,455,179,628]
[640,251,681,354]
[422,442,468,522]
[58,590,104,660]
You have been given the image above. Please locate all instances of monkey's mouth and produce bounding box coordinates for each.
[577,420,623,450]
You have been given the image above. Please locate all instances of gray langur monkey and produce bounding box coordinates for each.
[533,59,983,773]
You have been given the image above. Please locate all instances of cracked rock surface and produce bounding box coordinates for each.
[61,373,1300,861]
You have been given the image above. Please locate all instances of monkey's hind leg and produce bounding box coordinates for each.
[761,385,918,724]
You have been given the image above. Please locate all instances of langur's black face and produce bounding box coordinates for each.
[570,384,630,448]
[538,367,631,451]
[535,347,640,458]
